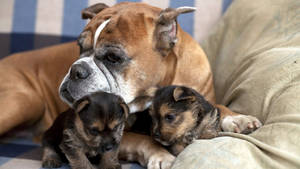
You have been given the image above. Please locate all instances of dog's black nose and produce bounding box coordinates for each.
[70,64,90,80]
[102,144,114,152]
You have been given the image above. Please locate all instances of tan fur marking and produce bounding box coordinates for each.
[160,110,195,140]
[159,104,172,117]
[74,115,90,140]
[108,119,120,130]
[91,120,104,131]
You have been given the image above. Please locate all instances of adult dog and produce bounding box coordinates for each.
[59,2,261,169]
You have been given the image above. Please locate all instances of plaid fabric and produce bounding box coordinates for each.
[0,0,232,168]
[0,135,144,169]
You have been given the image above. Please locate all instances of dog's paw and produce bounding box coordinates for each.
[42,157,62,168]
[147,151,175,169]
[221,115,262,134]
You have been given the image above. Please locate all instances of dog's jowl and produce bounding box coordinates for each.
[42,92,128,169]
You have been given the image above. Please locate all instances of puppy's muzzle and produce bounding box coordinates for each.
[101,143,115,152]
[153,130,161,139]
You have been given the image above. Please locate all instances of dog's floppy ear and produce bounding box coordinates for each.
[173,86,196,102]
[154,7,196,56]
[81,3,109,20]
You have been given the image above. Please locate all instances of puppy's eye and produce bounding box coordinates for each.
[113,123,122,131]
[165,114,176,122]
[88,127,100,136]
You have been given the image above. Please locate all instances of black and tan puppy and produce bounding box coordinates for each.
[42,92,129,169]
[150,86,222,156]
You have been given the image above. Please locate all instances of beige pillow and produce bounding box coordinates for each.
[172,0,300,168]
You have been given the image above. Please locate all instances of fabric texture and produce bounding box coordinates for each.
[0,136,144,169]
[172,0,300,168]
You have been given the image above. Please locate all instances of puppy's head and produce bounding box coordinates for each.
[73,91,128,153]
[150,86,213,146]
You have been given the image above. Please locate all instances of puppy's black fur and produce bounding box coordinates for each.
[150,85,221,156]
[42,92,128,169]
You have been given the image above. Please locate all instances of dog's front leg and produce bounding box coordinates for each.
[99,149,121,169]
[119,132,175,169]
[169,143,186,156]
[60,144,95,169]
[216,104,262,134]
[60,129,95,169]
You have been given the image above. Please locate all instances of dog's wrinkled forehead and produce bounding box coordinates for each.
[78,3,161,52]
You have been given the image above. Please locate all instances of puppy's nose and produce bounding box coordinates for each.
[153,131,161,138]
[70,64,90,80]
[102,143,114,152]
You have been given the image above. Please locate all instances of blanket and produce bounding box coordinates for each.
[172,0,300,168]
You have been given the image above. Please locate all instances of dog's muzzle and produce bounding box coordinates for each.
[59,56,114,106]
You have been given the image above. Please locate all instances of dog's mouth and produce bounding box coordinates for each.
[60,87,74,104]
[154,137,172,146]
[59,56,116,106]
[59,82,75,104]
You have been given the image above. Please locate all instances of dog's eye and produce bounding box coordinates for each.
[103,53,122,64]
[113,123,122,131]
[164,114,176,122]
[88,127,100,136]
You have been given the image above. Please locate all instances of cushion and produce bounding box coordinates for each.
[172,0,300,168]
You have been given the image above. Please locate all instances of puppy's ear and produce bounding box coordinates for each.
[74,97,90,113]
[173,86,196,102]
[81,3,109,20]
[117,97,129,119]
[120,103,129,119]
[154,7,196,56]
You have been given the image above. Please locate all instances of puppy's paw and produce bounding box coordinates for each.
[42,157,62,168]
[148,151,175,169]
[221,115,262,134]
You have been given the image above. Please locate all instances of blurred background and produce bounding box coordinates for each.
[0,0,232,59]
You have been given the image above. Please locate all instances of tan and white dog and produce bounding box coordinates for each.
[59,2,261,169]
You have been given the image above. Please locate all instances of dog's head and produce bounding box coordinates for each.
[59,2,196,112]
[73,91,128,153]
[150,86,214,146]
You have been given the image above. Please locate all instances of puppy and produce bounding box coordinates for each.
[149,85,222,156]
[42,92,128,169]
